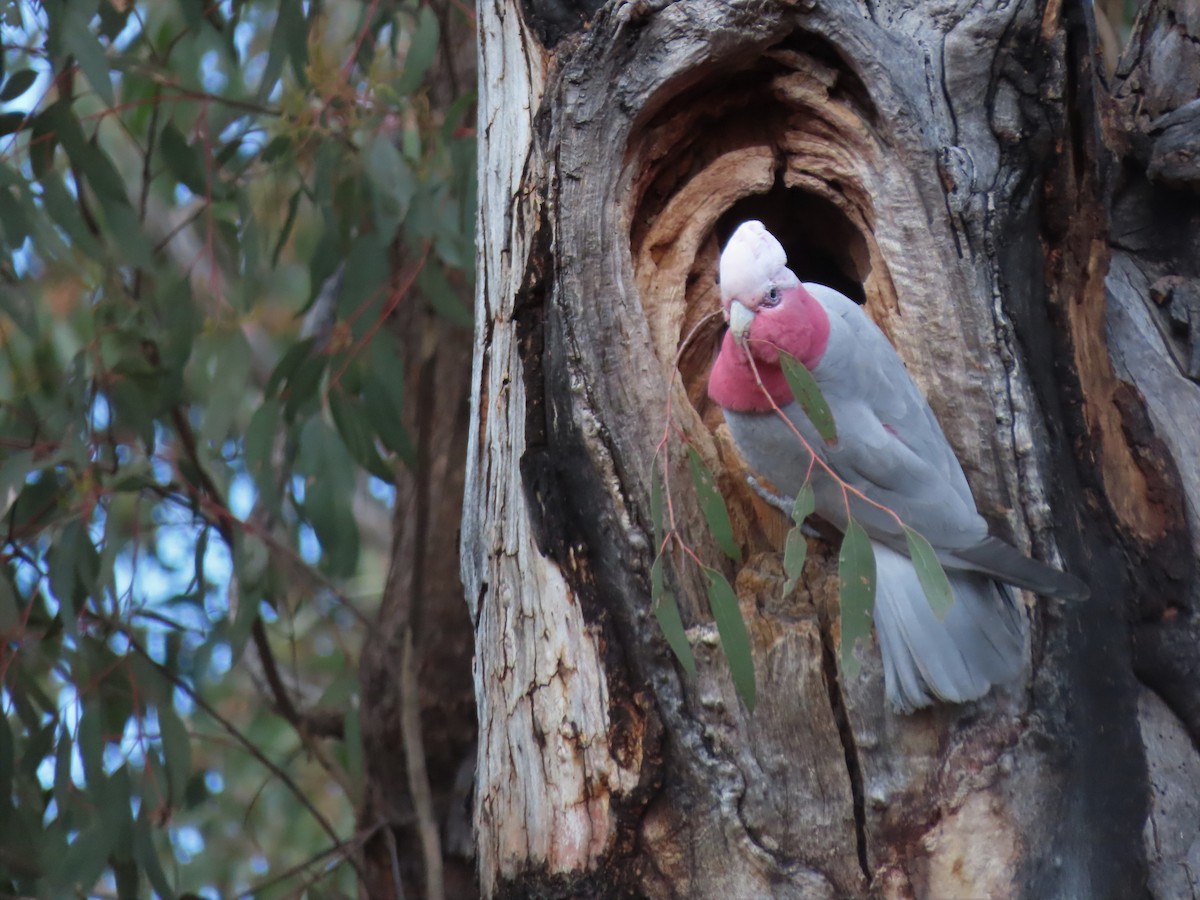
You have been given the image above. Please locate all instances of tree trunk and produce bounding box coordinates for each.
[357,4,481,898]
[464,0,1198,896]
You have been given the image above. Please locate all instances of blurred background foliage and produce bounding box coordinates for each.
[0,0,475,896]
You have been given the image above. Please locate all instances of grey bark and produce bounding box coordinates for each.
[464,0,1198,897]
[1107,3,1200,897]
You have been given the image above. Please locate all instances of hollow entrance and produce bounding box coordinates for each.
[716,185,869,305]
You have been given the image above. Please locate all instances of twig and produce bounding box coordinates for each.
[121,630,367,884]
[384,822,408,900]
[234,824,382,899]
[167,408,351,784]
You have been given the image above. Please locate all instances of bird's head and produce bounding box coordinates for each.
[718,220,829,369]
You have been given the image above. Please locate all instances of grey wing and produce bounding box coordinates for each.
[801,284,1088,600]
[802,285,987,549]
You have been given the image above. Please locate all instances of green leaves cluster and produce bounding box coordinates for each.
[651,449,756,711]
[1,1,475,896]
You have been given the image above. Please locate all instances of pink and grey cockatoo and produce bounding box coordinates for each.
[708,220,1086,712]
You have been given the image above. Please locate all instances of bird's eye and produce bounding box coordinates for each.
[763,286,781,307]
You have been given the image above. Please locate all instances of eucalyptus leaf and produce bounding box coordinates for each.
[705,568,756,710]
[903,526,955,621]
[651,556,695,676]
[782,527,808,596]
[394,6,440,95]
[837,520,876,678]
[686,446,741,562]
[779,350,837,443]
[0,69,38,103]
[156,701,192,804]
[63,10,114,106]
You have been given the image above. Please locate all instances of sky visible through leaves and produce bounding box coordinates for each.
[0,1,475,896]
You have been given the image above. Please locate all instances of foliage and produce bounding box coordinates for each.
[0,1,475,896]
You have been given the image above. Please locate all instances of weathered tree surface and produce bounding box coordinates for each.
[1106,3,1200,895]
[464,0,1199,897]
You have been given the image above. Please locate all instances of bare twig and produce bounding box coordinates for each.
[384,822,409,900]
[234,824,382,900]
[121,630,367,884]
[167,407,354,790]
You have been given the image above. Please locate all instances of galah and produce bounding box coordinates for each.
[708,220,1087,712]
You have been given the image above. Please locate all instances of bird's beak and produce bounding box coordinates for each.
[729,300,755,344]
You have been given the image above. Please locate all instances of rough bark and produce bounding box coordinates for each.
[464,0,1196,896]
[1105,2,1200,896]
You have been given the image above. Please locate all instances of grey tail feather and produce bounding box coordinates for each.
[947,536,1088,601]
[873,543,1025,714]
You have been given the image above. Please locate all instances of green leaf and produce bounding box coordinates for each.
[329,386,392,480]
[160,121,208,196]
[261,134,292,163]
[705,568,755,709]
[271,186,302,266]
[228,580,261,666]
[790,481,815,526]
[64,824,114,892]
[63,10,114,106]
[362,337,415,465]
[338,232,390,339]
[0,111,25,137]
[258,0,306,100]
[39,173,103,258]
[47,520,99,636]
[114,858,139,899]
[363,132,414,239]
[686,446,740,562]
[53,727,74,817]
[0,574,17,632]
[296,418,359,576]
[133,806,175,900]
[651,556,695,676]
[0,69,38,103]
[651,463,665,548]
[156,701,191,804]
[30,109,59,178]
[99,763,134,862]
[99,197,153,268]
[265,336,318,398]
[0,714,12,803]
[192,331,253,446]
[837,520,876,678]
[417,262,472,327]
[783,528,808,596]
[244,398,282,509]
[77,701,105,789]
[903,526,955,621]
[779,350,837,444]
[394,6,439,95]
[0,448,33,520]
[782,482,814,594]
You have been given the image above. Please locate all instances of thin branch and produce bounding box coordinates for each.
[166,407,353,786]
[235,824,385,900]
[384,823,409,900]
[121,629,367,884]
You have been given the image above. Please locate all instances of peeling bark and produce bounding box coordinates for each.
[463,0,1199,896]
